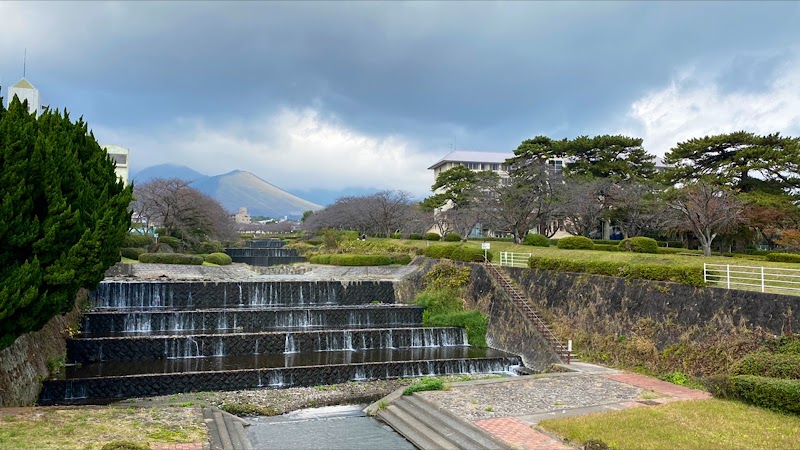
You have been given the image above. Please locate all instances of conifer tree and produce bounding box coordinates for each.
[0,97,132,349]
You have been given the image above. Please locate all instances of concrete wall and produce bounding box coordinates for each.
[0,290,86,407]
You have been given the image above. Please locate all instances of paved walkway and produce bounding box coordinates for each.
[419,362,711,450]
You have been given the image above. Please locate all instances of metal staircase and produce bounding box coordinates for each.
[484,262,570,362]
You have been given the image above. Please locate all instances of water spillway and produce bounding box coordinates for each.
[40,275,521,405]
[224,239,306,266]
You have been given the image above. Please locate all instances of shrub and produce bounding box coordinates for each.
[416,287,464,317]
[591,239,620,246]
[593,244,621,252]
[403,377,445,395]
[122,233,152,248]
[762,336,800,355]
[523,234,551,247]
[204,252,233,265]
[766,253,800,263]
[424,263,472,289]
[556,236,594,250]
[196,241,225,254]
[657,247,701,255]
[731,352,800,379]
[425,310,488,348]
[450,246,492,262]
[157,235,183,250]
[308,254,410,266]
[730,375,800,414]
[618,237,659,254]
[424,232,442,241]
[423,245,457,259]
[390,232,403,239]
[409,233,423,240]
[443,233,462,242]
[527,256,705,287]
[120,247,146,260]
[703,374,736,399]
[138,253,204,265]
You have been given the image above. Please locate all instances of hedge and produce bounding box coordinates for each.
[423,245,457,259]
[730,375,800,414]
[523,234,551,247]
[204,252,233,265]
[424,232,442,241]
[138,253,204,265]
[123,234,152,248]
[120,247,146,260]
[443,233,462,242]
[308,254,411,266]
[732,352,800,379]
[528,256,705,286]
[390,232,403,239]
[618,236,659,254]
[592,239,621,246]
[408,233,423,240]
[556,236,594,250]
[593,244,621,252]
[766,253,800,263]
[451,246,493,262]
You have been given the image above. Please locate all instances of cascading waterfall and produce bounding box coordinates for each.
[284,333,298,354]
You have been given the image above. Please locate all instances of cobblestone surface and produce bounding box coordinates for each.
[419,374,643,422]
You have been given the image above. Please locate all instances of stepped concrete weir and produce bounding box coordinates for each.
[39,266,521,405]
[225,239,306,266]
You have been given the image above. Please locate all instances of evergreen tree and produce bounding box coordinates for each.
[0,97,132,349]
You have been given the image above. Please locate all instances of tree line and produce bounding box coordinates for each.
[305,132,800,257]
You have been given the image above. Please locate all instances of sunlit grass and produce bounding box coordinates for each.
[539,399,800,450]
[0,406,206,450]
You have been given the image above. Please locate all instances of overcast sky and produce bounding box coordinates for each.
[2,1,799,204]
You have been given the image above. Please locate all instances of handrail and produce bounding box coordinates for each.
[485,262,570,362]
[704,263,800,294]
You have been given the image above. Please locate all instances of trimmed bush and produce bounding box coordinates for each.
[592,239,621,246]
[450,246,492,262]
[731,375,800,414]
[409,233,423,240]
[390,232,403,239]
[763,336,800,355]
[122,233,152,248]
[523,234,551,247]
[657,247,702,255]
[443,233,462,242]
[204,252,233,265]
[196,241,225,254]
[424,232,442,241]
[593,244,621,252]
[766,253,800,263]
[138,253,204,265]
[120,247,145,260]
[157,235,182,250]
[618,236,659,254]
[732,352,800,379]
[556,236,594,250]
[423,245,457,259]
[308,254,410,266]
[403,377,445,395]
[527,256,705,287]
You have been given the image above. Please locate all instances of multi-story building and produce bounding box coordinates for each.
[102,145,130,185]
[6,77,44,116]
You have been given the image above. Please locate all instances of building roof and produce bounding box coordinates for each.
[11,78,35,90]
[427,150,512,170]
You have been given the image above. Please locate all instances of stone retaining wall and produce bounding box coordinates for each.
[0,290,86,407]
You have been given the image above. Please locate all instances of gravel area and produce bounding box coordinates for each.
[419,374,643,422]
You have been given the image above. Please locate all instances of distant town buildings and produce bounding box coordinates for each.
[5,77,45,116]
[233,207,252,224]
[102,145,130,185]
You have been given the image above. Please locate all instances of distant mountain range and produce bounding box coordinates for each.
[131,164,323,219]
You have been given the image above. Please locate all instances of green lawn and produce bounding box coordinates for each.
[377,238,800,271]
[538,399,800,450]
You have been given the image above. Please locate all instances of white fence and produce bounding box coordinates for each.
[499,252,531,268]
[704,263,800,294]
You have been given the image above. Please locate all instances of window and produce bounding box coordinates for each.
[109,154,127,166]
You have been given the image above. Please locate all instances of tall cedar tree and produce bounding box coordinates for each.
[0,97,132,349]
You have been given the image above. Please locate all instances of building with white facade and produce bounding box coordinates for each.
[6,77,43,116]
[102,145,130,185]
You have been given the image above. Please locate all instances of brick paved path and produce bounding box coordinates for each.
[603,373,711,402]
[475,417,571,450]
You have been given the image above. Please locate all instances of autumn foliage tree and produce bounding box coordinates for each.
[0,97,132,349]
[666,182,744,256]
